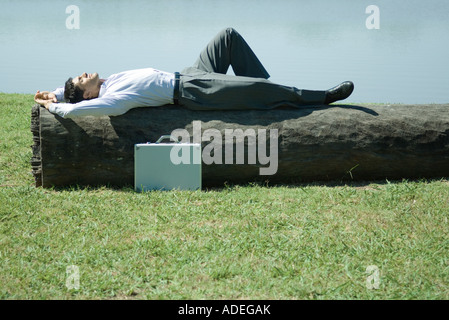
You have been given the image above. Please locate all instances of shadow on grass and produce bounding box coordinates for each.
[43,176,449,193]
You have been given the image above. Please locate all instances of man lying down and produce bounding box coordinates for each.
[34,28,354,119]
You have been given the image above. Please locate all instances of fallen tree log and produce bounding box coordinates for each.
[30,103,449,188]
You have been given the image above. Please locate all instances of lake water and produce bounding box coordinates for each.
[1,0,448,104]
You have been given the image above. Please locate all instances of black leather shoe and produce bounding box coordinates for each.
[325,81,354,104]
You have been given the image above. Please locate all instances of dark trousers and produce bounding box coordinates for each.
[179,28,326,110]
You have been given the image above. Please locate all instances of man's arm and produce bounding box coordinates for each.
[52,86,65,102]
[34,90,131,117]
[46,95,137,118]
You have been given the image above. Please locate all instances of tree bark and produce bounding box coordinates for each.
[30,103,449,188]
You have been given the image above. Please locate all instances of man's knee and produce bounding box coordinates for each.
[221,27,238,39]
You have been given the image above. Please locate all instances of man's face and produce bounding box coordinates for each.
[72,72,100,99]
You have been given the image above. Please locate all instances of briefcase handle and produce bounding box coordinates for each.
[155,135,179,144]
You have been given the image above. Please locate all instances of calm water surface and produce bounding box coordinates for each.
[1,0,448,104]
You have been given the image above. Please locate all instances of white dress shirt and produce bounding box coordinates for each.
[49,68,175,118]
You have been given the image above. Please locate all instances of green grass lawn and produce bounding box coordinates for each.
[1,92,448,299]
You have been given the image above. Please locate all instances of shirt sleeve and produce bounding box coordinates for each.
[48,95,137,118]
[52,86,65,102]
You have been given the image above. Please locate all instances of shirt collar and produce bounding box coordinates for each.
[98,79,107,97]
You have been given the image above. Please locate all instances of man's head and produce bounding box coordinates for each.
[64,72,101,103]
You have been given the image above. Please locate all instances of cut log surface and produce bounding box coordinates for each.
[30,103,449,188]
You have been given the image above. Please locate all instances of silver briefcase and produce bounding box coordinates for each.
[134,135,202,192]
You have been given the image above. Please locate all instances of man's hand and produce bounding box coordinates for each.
[34,90,57,109]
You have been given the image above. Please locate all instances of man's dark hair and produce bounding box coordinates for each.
[64,77,85,103]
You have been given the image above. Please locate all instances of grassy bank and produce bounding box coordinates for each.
[1,93,448,299]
